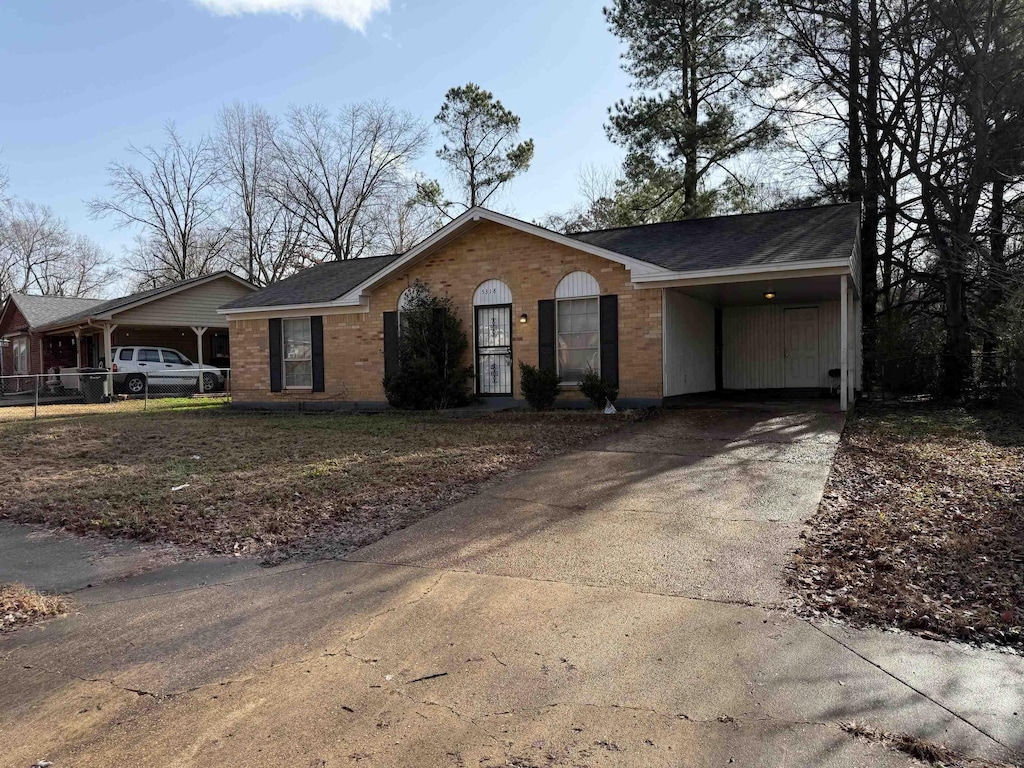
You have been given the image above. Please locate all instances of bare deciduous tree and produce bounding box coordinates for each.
[271,102,428,260]
[89,124,228,286]
[216,102,308,286]
[0,200,117,298]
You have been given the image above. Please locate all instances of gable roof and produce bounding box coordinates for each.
[3,294,106,331]
[568,203,860,272]
[35,271,257,331]
[220,254,404,311]
[219,203,860,315]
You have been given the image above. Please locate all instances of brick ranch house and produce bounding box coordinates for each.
[0,272,256,390]
[220,204,863,411]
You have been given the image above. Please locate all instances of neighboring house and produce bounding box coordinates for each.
[0,272,258,388]
[220,204,863,411]
[0,295,106,379]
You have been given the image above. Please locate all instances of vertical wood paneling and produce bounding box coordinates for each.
[723,301,841,389]
[555,271,600,298]
[664,291,716,395]
[473,279,513,305]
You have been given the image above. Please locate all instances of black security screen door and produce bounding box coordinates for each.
[475,304,512,395]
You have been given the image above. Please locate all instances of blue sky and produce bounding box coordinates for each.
[0,0,629,260]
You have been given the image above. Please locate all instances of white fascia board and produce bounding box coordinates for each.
[333,207,673,304]
[630,258,853,285]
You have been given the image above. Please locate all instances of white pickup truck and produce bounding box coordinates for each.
[110,346,225,394]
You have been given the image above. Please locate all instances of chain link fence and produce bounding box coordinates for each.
[0,368,231,421]
[877,353,1023,403]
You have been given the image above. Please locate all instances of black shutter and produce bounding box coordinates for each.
[268,318,282,392]
[311,315,325,392]
[599,294,619,386]
[383,311,399,380]
[538,300,556,373]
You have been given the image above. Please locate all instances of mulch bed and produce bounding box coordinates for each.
[791,405,1024,650]
[0,408,641,560]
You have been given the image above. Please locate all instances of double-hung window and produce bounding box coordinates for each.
[556,297,600,384]
[13,336,29,374]
[282,317,313,389]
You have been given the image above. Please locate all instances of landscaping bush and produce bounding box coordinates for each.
[579,367,619,408]
[383,281,474,409]
[519,361,560,410]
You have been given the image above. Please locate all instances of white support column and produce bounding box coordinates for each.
[192,326,207,393]
[73,328,81,367]
[102,323,117,400]
[840,275,849,411]
[848,286,857,405]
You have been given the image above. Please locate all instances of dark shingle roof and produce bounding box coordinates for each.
[9,294,106,329]
[568,203,860,272]
[221,254,404,310]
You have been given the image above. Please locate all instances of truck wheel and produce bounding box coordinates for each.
[124,375,145,396]
[202,372,219,392]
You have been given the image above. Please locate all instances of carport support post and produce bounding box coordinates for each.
[73,328,81,367]
[192,327,207,393]
[840,274,849,412]
[102,323,117,402]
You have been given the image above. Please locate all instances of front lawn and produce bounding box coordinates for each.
[0,408,636,559]
[792,406,1024,650]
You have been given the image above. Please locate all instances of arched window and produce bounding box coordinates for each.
[554,271,600,384]
[397,286,416,335]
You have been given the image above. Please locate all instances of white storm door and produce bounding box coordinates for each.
[783,307,820,388]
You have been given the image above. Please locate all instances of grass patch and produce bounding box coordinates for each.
[0,408,638,558]
[792,405,1024,650]
[1,584,70,633]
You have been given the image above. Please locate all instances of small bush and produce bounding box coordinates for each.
[383,281,474,409]
[579,367,619,408]
[519,361,560,410]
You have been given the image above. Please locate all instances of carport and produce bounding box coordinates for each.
[660,256,861,409]
[34,272,256,393]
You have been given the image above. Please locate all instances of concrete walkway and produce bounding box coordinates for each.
[2,406,1022,767]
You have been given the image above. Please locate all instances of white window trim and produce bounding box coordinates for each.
[12,335,29,374]
[555,296,600,386]
[282,317,313,390]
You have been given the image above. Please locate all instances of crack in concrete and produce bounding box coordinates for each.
[19,662,252,701]
[478,700,832,728]
[809,623,1021,757]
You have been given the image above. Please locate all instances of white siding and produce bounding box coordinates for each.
[722,301,840,389]
[664,291,716,396]
[473,279,513,305]
[113,277,253,327]
[555,271,600,298]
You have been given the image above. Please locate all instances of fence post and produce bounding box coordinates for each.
[144,373,148,411]
[34,375,39,420]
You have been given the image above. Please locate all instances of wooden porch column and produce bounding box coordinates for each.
[102,323,117,400]
[73,328,82,367]
[840,274,849,412]
[192,326,207,393]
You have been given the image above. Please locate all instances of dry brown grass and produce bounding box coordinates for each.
[792,406,1024,650]
[0,407,638,558]
[840,721,1019,767]
[1,583,70,632]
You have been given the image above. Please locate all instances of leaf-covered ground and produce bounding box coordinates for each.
[791,406,1024,650]
[0,407,637,559]
[1,583,70,633]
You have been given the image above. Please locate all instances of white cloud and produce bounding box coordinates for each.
[192,0,389,31]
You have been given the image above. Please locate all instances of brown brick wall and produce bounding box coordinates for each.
[229,221,664,403]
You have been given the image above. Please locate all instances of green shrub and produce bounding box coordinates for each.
[579,367,619,408]
[519,361,560,410]
[383,281,474,409]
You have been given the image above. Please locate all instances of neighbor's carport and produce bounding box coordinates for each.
[33,271,257,393]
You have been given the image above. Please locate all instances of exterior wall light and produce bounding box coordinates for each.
[763,292,776,300]
[519,313,528,323]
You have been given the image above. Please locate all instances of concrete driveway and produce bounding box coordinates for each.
[2,405,1022,767]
